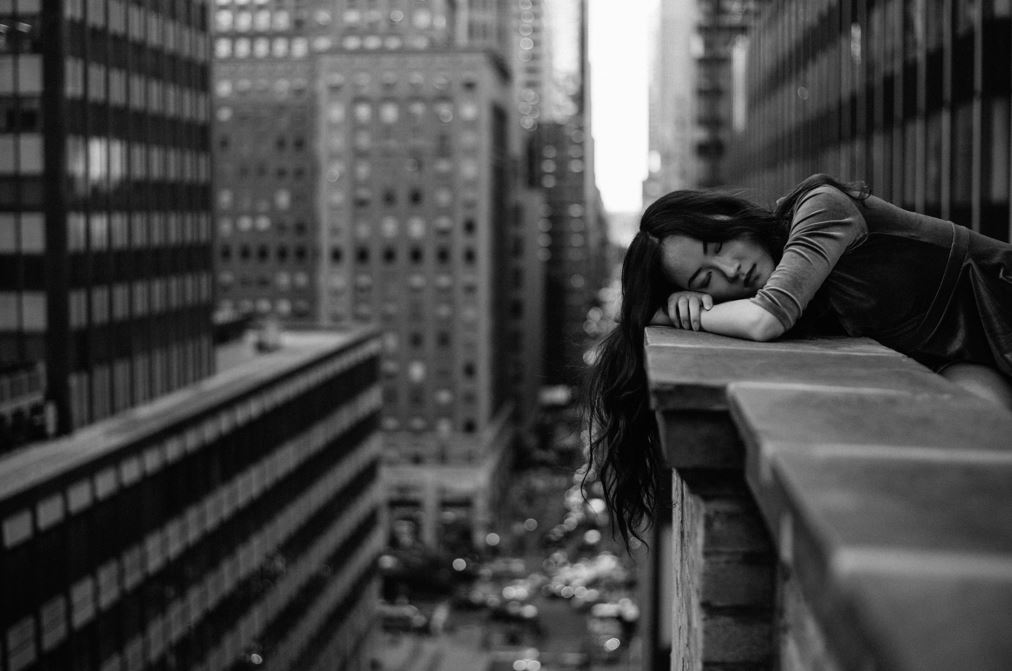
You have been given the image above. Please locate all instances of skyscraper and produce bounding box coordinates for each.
[0,0,215,440]
[524,0,609,388]
[212,1,540,547]
[643,0,699,202]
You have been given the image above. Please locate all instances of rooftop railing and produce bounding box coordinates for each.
[640,328,1012,671]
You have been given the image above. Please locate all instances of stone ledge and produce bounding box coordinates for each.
[644,327,1012,670]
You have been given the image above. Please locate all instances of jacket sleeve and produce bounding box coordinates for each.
[750,185,868,330]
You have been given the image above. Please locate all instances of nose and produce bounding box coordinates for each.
[712,257,740,279]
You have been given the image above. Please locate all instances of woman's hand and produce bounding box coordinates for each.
[667,291,713,330]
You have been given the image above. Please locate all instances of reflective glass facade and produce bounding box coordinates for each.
[0,0,215,436]
[727,0,1012,243]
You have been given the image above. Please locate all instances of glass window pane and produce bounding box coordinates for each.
[18,55,43,94]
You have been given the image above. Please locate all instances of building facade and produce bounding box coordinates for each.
[211,1,542,549]
[524,0,609,388]
[726,0,1012,244]
[0,0,216,439]
[643,0,700,202]
[0,328,383,671]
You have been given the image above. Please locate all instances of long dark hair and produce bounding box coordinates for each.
[584,174,866,549]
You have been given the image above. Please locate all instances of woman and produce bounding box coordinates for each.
[585,173,1012,547]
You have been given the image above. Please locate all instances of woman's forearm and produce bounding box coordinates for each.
[699,299,784,341]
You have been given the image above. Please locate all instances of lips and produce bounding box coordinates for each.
[744,263,756,287]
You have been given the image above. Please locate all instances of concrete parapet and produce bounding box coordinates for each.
[643,327,1012,671]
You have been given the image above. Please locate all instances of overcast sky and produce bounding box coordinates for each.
[588,1,649,215]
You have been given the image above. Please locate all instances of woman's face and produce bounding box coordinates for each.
[659,233,774,302]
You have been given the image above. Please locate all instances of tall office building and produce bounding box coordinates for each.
[512,0,559,132]
[643,0,758,197]
[643,0,699,203]
[692,0,756,188]
[212,1,538,548]
[726,0,1012,244]
[0,327,383,671]
[524,0,609,388]
[0,0,215,441]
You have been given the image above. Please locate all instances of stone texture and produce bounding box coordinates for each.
[702,558,774,608]
[841,570,1012,671]
[702,614,773,664]
[646,329,1012,671]
[645,328,891,356]
[671,472,705,671]
[659,410,744,469]
[645,332,952,414]
[775,452,1012,557]
[730,383,1012,453]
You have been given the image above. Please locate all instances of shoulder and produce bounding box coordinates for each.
[796,183,861,210]
[788,183,868,245]
[792,183,866,225]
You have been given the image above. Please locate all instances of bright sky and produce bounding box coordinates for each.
[588,1,649,214]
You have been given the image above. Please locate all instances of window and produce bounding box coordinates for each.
[380,101,398,123]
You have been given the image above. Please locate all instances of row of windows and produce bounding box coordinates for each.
[218,216,309,236]
[327,215,476,239]
[64,59,210,122]
[328,272,477,293]
[220,244,310,263]
[0,133,41,174]
[0,291,44,331]
[220,160,308,182]
[213,7,446,33]
[322,155,479,185]
[0,97,40,132]
[0,211,42,252]
[381,357,477,382]
[67,137,211,192]
[217,187,298,211]
[219,297,312,317]
[0,0,41,15]
[0,16,42,54]
[67,211,212,251]
[219,270,310,291]
[65,0,210,55]
[69,336,212,426]
[320,69,478,93]
[339,299,480,323]
[382,414,476,436]
[0,53,40,95]
[320,99,480,125]
[323,299,477,323]
[68,274,213,328]
[316,128,478,156]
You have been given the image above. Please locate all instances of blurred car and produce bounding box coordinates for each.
[378,602,429,633]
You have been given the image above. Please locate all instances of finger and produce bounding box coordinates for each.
[677,297,691,329]
[702,294,713,311]
[688,298,701,330]
[666,296,679,328]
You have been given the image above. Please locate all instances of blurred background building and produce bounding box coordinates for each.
[1,327,383,671]
[210,0,608,553]
[645,0,1012,250]
[725,0,1012,245]
[0,0,620,668]
[521,0,610,388]
[643,0,700,201]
